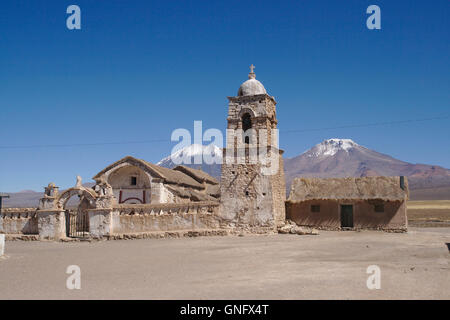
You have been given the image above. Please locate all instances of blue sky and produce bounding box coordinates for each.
[0,0,449,192]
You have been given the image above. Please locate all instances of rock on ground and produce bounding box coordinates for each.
[278,220,319,235]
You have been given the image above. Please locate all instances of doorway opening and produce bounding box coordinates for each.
[340,204,354,229]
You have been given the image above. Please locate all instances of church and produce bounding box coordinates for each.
[0,66,286,240]
[90,65,285,219]
[0,66,408,240]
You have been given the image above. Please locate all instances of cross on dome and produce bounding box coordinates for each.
[248,64,256,79]
[237,64,267,96]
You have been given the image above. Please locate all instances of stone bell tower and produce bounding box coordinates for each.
[219,65,286,233]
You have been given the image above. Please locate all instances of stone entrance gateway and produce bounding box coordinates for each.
[37,180,114,240]
[58,186,96,238]
[65,209,89,238]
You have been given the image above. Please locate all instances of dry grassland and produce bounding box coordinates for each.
[407,200,450,227]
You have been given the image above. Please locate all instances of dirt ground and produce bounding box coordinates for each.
[0,228,449,300]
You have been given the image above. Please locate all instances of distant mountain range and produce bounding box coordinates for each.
[283,139,450,194]
[157,139,450,199]
[3,139,450,207]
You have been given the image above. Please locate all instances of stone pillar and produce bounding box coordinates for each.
[88,209,112,238]
[37,183,66,240]
[150,179,165,203]
[0,234,5,256]
[37,209,66,240]
[89,184,115,238]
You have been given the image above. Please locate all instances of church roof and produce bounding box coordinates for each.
[165,185,218,202]
[93,156,205,189]
[173,165,219,185]
[238,78,267,96]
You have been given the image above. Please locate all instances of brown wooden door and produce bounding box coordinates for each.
[340,205,354,228]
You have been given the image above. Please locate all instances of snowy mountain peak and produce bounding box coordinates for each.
[306,138,360,157]
[157,144,222,166]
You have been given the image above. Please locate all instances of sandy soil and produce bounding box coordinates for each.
[0,228,449,300]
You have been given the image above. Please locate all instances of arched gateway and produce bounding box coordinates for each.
[57,187,97,238]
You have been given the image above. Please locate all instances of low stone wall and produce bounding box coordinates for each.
[1,202,225,240]
[111,201,222,235]
[0,208,39,235]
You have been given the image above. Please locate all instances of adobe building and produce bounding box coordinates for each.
[286,176,409,232]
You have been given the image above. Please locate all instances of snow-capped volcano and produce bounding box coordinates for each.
[285,138,450,192]
[157,144,222,178]
[157,144,222,167]
[304,139,361,158]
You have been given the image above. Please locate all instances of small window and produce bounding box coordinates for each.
[374,204,384,213]
[245,191,249,196]
[311,205,320,213]
[130,176,137,186]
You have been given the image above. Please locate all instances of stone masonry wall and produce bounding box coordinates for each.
[270,153,286,227]
[0,208,39,235]
[219,161,278,233]
[111,201,221,234]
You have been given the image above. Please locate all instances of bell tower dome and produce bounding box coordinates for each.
[237,64,267,96]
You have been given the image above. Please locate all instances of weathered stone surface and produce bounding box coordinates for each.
[111,202,220,234]
[5,234,39,241]
[0,208,38,235]
[219,70,286,233]
[278,225,292,234]
[89,210,112,238]
[37,210,66,240]
[0,234,4,256]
